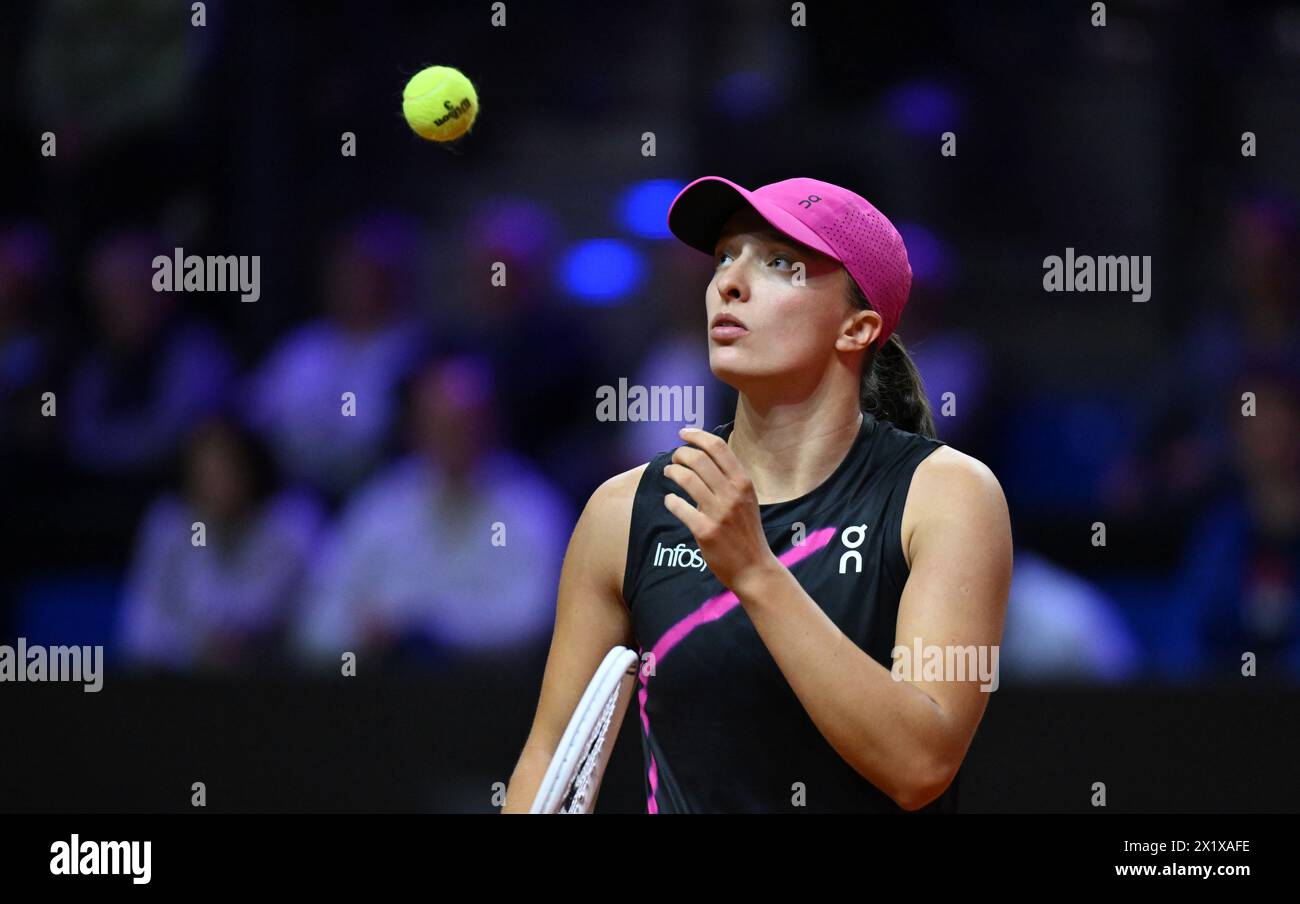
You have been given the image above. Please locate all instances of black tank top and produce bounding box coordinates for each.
[622,411,958,813]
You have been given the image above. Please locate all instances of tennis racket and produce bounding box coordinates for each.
[528,645,639,814]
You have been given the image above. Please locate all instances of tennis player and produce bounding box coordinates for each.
[505,177,1012,813]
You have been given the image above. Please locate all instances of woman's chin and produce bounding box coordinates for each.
[709,355,768,388]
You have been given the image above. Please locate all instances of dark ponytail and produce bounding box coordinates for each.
[848,280,937,439]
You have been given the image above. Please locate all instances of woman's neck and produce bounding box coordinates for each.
[727,397,864,505]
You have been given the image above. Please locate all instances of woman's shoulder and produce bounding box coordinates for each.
[585,462,651,524]
[909,445,1006,509]
[901,445,1011,566]
[564,464,652,596]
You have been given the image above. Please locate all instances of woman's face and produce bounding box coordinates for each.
[705,206,877,393]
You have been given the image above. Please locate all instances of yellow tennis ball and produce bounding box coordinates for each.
[402,66,478,142]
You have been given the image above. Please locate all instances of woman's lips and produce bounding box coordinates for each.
[710,313,748,341]
[710,324,749,341]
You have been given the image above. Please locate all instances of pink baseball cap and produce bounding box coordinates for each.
[666,176,912,347]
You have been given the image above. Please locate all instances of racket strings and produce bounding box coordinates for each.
[561,678,622,814]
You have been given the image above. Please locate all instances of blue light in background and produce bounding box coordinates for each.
[617,180,682,239]
[560,239,646,306]
[884,78,962,136]
[897,222,953,289]
[712,69,776,121]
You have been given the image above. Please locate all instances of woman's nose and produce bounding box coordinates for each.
[716,263,750,302]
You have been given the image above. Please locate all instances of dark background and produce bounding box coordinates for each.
[3,675,1297,813]
[1,0,1298,812]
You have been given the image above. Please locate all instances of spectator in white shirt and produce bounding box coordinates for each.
[118,415,323,671]
[295,354,572,668]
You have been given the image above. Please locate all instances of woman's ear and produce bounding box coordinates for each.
[837,307,882,354]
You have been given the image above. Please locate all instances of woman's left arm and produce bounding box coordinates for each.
[664,429,1012,811]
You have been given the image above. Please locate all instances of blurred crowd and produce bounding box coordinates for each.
[1,0,1298,686]
[0,213,595,673]
[1,189,1296,684]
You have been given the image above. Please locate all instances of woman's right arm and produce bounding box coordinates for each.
[501,463,647,813]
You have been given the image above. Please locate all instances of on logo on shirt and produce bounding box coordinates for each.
[838,524,870,574]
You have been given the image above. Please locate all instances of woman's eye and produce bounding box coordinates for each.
[713,250,793,269]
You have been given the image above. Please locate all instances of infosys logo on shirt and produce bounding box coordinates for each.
[653,541,709,571]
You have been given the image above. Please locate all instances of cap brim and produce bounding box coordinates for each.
[666,176,838,261]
